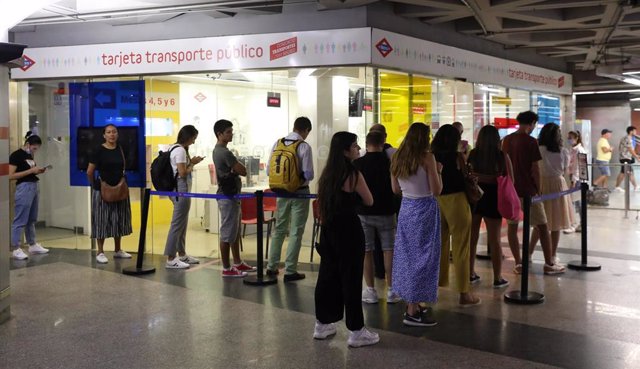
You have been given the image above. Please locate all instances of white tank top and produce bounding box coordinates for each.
[398,166,432,198]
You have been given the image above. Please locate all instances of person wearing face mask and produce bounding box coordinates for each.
[564,131,587,233]
[8,132,50,260]
[87,124,133,264]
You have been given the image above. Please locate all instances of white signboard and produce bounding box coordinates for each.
[12,28,373,79]
[371,29,572,95]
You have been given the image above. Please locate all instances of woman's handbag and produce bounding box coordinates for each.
[459,154,483,205]
[100,147,129,203]
[497,154,521,221]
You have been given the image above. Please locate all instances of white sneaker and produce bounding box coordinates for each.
[313,321,337,340]
[563,227,575,234]
[114,250,132,259]
[386,290,402,304]
[635,186,640,192]
[553,256,562,266]
[166,258,190,269]
[544,263,565,275]
[347,327,380,348]
[12,248,29,260]
[575,224,582,232]
[362,287,379,304]
[96,253,108,264]
[28,243,49,254]
[179,255,200,264]
[614,187,625,192]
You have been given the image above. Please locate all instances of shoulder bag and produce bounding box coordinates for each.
[497,153,521,221]
[100,146,129,203]
[459,153,483,205]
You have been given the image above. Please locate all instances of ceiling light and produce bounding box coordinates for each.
[631,97,640,101]
[574,89,640,95]
[623,78,640,86]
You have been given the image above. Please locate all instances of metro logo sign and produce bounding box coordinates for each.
[376,38,393,57]
[20,55,36,71]
[558,76,565,88]
[270,37,297,61]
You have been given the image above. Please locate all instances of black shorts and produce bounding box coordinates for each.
[620,158,635,174]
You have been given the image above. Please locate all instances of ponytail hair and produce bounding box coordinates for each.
[24,131,42,146]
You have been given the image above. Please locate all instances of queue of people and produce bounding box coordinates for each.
[9,113,582,349]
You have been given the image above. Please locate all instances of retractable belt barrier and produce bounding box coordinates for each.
[123,188,317,285]
[504,182,601,305]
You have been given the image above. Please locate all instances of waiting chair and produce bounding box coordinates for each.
[310,199,321,262]
[240,196,275,256]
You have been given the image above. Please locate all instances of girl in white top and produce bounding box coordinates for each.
[164,125,205,269]
[565,131,587,232]
[531,123,573,265]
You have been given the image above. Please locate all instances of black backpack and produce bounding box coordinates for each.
[150,145,180,191]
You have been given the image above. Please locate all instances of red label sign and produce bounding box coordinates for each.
[412,106,425,115]
[21,55,36,71]
[267,96,281,107]
[194,92,207,102]
[376,38,393,57]
[270,37,298,61]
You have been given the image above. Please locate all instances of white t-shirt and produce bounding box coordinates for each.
[169,144,188,176]
[539,146,569,178]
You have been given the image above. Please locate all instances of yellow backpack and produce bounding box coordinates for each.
[269,138,304,193]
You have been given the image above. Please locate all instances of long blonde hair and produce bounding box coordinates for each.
[391,123,430,178]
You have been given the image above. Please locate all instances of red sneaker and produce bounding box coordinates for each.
[234,261,257,272]
[222,267,248,278]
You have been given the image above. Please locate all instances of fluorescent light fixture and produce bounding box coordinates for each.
[634,109,640,111]
[623,78,640,86]
[631,97,640,101]
[623,71,640,75]
[574,89,640,95]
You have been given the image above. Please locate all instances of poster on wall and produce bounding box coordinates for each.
[69,80,146,187]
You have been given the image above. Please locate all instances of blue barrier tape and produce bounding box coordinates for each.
[150,190,255,200]
[263,192,318,199]
[531,186,581,203]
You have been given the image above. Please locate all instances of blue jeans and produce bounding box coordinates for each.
[11,182,39,249]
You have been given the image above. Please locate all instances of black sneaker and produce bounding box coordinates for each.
[470,273,481,284]
[266,269,279,277]
[284,272,306,282]
[493,278,509,289]
[403,312,437,327]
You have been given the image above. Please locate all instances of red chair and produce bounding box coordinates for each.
[310,199,321,262]
[240,196,275,255]
[263,189,278,215]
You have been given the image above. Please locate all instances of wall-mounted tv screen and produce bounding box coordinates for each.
[76,127,139,171]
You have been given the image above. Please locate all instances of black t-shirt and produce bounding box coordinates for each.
[435,151,466,195]
[90,145,126,190]
[354,152,395,216]
[9,149,39,185]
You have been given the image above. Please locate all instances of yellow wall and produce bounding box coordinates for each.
[380,72,432,147]
[144,79,180,227]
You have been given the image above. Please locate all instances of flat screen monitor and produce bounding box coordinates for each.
[76,127,139,171]
[238,156,260,176]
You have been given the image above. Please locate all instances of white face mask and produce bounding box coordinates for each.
[24,147,31,155]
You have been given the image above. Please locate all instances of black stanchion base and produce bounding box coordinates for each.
[504,290,545,305]
[567,261,602,271]
[243,275,278,286]
[476,251,491,260]
[122,266,156,276]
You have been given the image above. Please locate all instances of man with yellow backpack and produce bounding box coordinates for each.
[266,117,314,282]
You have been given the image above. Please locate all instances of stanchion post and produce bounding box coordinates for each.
[568,182,601,271]
[123,188,156,275]
[504,195,544,304]
[244,190,277,286]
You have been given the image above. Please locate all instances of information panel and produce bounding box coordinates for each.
[69,80,146,187]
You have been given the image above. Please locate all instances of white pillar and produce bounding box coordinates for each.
[0,31,11,323]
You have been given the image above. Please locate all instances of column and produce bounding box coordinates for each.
[0,62,10,323]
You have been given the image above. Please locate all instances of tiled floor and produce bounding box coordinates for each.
[3,206,640,368]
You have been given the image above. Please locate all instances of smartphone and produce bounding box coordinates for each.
[44,164,53,170]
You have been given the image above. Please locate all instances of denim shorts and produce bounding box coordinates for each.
[596,160,611,177]
[358,215,396,252]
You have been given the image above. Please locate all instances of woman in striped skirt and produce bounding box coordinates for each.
[87,124,133,264]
